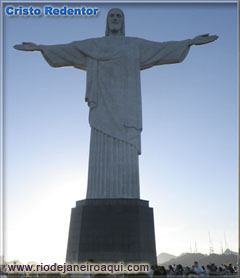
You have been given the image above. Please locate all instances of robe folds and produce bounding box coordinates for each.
[41,36,190,199]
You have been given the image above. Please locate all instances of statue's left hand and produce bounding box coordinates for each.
[190,34,219,46]
[13,42,41,51]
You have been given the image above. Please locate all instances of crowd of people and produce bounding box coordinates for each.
[149,261,238,277]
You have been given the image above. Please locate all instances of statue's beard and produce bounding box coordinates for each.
[109,25,122,33]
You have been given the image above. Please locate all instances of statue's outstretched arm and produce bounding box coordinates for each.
[13,42,42,51]
[14,41,87,69]
[189,34,218,46]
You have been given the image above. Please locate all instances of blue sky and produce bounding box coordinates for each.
[2,2,238,263]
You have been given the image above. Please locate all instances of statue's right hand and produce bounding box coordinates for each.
[13,42,40,51]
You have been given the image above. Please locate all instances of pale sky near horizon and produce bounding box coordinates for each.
[2,1,238,264]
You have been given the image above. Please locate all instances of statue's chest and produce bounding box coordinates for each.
[101,39,139,62]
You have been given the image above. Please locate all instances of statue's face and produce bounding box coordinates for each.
[107,9,123,34]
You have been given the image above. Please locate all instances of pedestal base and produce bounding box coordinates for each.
[66,199,157,265]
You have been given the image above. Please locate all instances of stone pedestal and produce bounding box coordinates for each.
[66,199,157,265]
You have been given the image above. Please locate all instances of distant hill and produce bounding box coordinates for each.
[224,249,238,256]
[5,260,23,265]
[157,253,176,265]
[161,253,206,267]
[160,251,238,267]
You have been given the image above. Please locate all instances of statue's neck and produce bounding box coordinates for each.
[108,30,122,37]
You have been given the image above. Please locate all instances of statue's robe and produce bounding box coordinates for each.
[41,36,190,199]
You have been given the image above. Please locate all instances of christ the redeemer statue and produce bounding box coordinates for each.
[14,8,218,200]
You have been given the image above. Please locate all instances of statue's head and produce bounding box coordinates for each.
[105,8,125,36]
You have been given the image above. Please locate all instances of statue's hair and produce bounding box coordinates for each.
[105,8,125,37]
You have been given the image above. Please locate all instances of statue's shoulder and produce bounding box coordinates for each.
[70,37,104,46]
[124,36,155,45]
[70,37,154,49]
